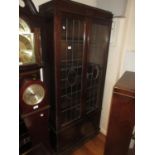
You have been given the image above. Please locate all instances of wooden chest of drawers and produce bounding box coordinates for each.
[104,71,135,155]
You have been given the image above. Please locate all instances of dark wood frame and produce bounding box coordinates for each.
[39,0,113,153]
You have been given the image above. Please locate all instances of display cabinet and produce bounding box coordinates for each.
[39,0,113,153]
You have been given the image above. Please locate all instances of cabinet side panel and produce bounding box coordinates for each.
[105,93,135,155]
[41,18,56,129]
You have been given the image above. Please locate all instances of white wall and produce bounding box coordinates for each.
[100,17,127,134]
[29,0,51,11]
[99,0,135,135]
[122,51,135,73]
[118,0,135,76]
[72,0,97,7]
[97,0,128,16]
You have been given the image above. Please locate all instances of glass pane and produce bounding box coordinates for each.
[89,24,109,66]
[86,23,110,113]
[60,16,85,126]
[19,18,36,65]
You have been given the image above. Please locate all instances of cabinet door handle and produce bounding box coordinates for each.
[62,26,66,30]
[67,46,72,50]
[40,113,44,117]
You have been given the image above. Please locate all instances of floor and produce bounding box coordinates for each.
[21,133,134,155]
[71,133,134,155]
[71,133,106,155]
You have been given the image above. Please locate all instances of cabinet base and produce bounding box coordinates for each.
[50,111,101,154]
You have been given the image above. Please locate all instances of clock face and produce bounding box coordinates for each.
[22,84,45,106]
[19,34,35,65]
[19,18,36,65]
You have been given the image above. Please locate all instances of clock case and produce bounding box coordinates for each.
[19,0,50,153]
[19,0,48,114]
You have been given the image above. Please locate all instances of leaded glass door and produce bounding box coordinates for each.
[86,20,112,114]
[60,15,85,126]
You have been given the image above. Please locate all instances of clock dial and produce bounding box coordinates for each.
[22,84,45,106]
[19,34,35,64]
[19,18,36,65]
[19,18,30,33]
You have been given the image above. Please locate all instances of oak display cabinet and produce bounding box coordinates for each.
[39,0,113,153]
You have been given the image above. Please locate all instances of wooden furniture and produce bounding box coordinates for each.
[22,143,52,155]
[19,0,50,153]
[104,71,135,155]
[39,0,113,153]
[20,114,32,153]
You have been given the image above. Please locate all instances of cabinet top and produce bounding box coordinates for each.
[114,71,135,97]
[39,0,113,19]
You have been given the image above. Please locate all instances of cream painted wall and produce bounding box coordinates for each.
[118,0,135,76]
[71,0,97,7]
[100,17,127,135]
[97,0,128,16]
[98,0,135,135]
[30,0,51,11]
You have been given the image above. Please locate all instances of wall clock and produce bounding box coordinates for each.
[20,80,48,115]
[22,83,45,106]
